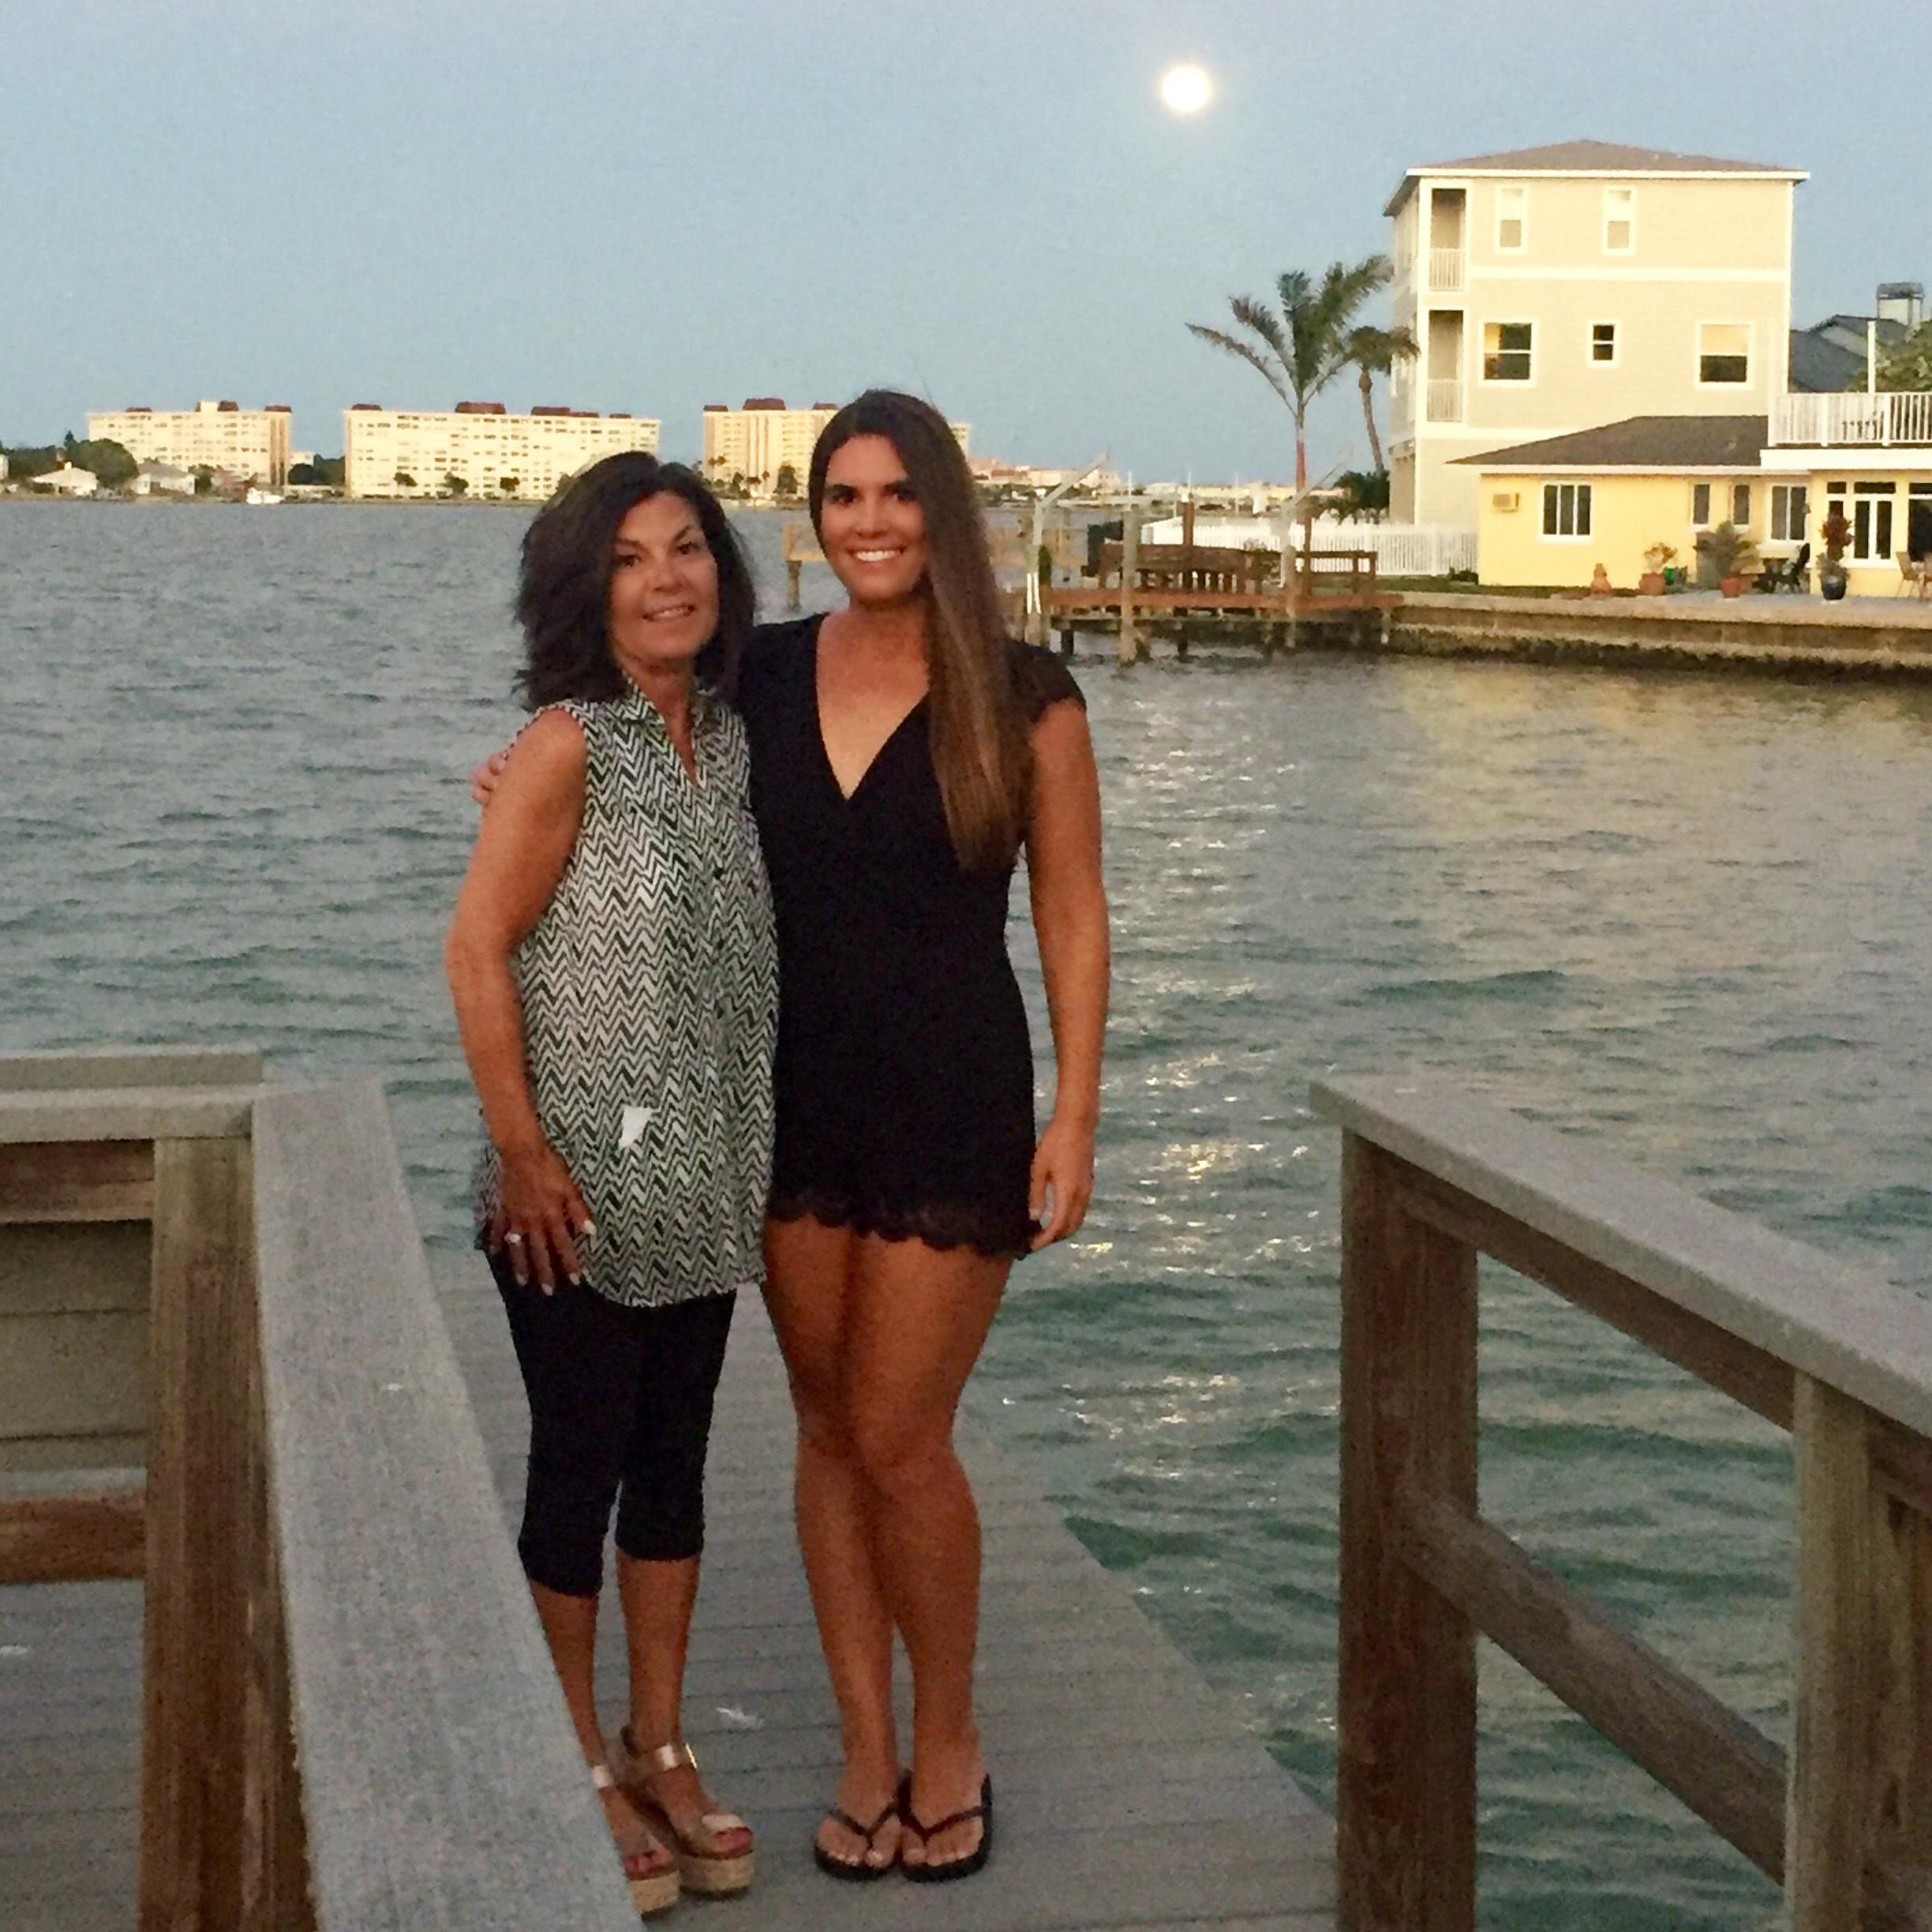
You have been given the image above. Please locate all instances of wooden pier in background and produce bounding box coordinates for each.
[1035,504,1398,664]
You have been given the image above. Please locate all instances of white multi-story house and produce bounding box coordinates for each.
[1385,140,1807,526]
[341,404,661,500]
[87,401,293,488]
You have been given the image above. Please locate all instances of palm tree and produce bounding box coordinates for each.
[1341,322,1417,474]
[1187,256,1401,489]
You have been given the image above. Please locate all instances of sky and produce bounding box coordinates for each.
[4,0,1924,481]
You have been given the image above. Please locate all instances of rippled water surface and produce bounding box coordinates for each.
[10,502,1932,1929]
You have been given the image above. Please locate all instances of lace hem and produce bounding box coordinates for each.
[769,1185,1035,1260]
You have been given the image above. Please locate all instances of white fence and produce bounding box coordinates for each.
[1140,515,1477,578]
[1773,391,1932,447]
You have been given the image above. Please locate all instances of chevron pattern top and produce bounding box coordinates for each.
[475,687,777,1308]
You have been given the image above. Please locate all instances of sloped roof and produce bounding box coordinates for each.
[1387,139,1803,212]
[1455,415,1769,470]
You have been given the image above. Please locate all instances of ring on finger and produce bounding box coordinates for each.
[504,1230,525,1245]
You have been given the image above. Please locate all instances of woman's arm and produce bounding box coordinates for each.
[444,710,591,1290]
[1024,697,1109,1247]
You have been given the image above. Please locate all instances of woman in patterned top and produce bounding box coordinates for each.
[446,453,776,1914]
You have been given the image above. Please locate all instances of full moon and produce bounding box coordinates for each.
[1159,63,1213,114]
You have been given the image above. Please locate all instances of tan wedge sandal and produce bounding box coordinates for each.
[591,1762,681,1916]
[614,1730,756,1898]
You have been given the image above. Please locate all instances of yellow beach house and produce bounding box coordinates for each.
[1460,414,1793,589]
[1760,391,1932,596]
[1385,140,1805,528]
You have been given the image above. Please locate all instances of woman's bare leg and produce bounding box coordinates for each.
[616,1552,752,1851]
[843,1235,1009,1870]
[527,1580,673,1872]
[762,1214,903,1869]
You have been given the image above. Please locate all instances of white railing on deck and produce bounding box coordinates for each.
[1428,247,1465,292]
[1140,515,1477,578]
[1773,391,1932,447]
[1427,378,1463,422]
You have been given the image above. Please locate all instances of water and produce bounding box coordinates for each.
[11,501,1932,1928]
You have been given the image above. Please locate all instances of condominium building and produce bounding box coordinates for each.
[1385,140,1806,525]
[87,400,294,487]
[342,403,661,500]
[701,399,972,499]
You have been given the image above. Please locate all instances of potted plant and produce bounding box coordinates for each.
[1818,506,1851,601]
[1639,542,1676,595]
[1695,522,1759,597]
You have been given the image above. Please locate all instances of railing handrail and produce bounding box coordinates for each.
[1314,1073,1932,1439]
[0,1045,264,1092]
[253,1082,638,1930]
[1772,389,1932,447]
[1316,1072,1932,1932]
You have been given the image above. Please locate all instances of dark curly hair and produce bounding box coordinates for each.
[515,452,754,708]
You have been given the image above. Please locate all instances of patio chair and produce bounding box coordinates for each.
[1754,543,1809,593]
[1897,552,1928,597]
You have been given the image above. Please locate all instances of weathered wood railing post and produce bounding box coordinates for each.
[1337,1133,1477,1932]
[1320,1073,1932,1932]
[1118,507,1143,665]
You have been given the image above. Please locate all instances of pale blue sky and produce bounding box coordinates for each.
[4,0,1923,479]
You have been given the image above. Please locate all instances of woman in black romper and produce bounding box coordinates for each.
[736,391,1109,1880]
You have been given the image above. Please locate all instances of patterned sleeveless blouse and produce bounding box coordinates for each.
[474,687,777,1308]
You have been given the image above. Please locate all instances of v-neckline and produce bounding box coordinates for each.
[810,613,928,804]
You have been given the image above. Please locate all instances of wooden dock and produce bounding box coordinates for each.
[1,1050,1336,1932]
[448,1266,1339,1931]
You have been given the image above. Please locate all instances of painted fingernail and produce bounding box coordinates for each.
[568,1272,582,1286]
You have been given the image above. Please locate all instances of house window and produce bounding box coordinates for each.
[1604,186,1635,253]
[1698,323,1751,385]
[1496,185,1526,251]
[1541,481,1592,537]
[1591,323,1617,364]
[1731,482,1752,526]
[1483,321,1533,381]
[1852,480,1896,563]
[1691,482,1713,527]
[1770,483,1809,542]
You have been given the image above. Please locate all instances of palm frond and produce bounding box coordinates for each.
[1186,322,1291,406]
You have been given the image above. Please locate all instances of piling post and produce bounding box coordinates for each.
[1118,507,1143,666]
[1336,1133,1479,1932]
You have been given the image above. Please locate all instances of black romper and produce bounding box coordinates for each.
[736,615,1085,1260]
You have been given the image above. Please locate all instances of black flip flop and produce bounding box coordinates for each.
[902,1775,994,1883]
[812,1776,907,1881]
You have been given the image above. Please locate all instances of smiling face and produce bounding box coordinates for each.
[605,490,720,686]
[818,433,930,609]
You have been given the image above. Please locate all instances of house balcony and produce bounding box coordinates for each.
[1428,247,1465,294]
[1772,391,1932,447]
[1426,378,1463,423]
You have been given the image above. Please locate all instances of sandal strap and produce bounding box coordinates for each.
[622,1727,699,1777]
[908,1798,987,1839]
[826,1795,898,1845]
[907,1777,991,1841]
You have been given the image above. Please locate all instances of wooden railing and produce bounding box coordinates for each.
[0,1050,638,1930]
[1314,1073,1932,1932]
[1428,247,1465,293]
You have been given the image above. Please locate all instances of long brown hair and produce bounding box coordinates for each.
[809,390,1031,871]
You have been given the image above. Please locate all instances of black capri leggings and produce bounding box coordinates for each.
[490,1251,736,1598]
